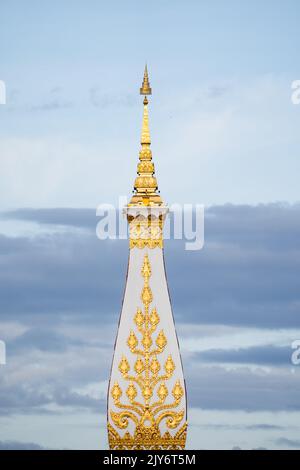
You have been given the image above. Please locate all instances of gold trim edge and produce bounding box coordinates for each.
[108,422,187,450]
[129,239,163,249]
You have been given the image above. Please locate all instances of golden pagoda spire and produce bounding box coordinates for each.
[107,68,187,450]
[129,66,163,206]
[140,64,152,95]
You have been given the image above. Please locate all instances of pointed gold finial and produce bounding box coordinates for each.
[140,64,152,95]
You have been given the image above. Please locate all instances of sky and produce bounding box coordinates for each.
[0,0,300,450]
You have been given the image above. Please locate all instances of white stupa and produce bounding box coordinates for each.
[107,67,187,450]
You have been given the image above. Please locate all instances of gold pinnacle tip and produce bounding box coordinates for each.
[140,65,152,95]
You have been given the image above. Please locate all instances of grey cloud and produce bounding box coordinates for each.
[8,328,87,353]
[205,203,300,251]
[7,326,113,355]
[5,202,300,250]
[0,232,127,319]
[54,388,102,412]
[196,423,284,431]
[196,345,293,366]
[1,203,300,329]
[166,204,300,328]
[3,208,96,230]
[274,437,300,449]
[0,440,48,450]
[0,382,52,416]
[0,324,112,417]
[0,203,300,418]
[0,364,107,417]
[245,424,285,431]
[1,349,299,416]
[185,363,300,411]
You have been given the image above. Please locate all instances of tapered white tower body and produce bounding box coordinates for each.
[107,67,187,450]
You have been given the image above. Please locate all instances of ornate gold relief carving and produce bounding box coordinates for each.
[108,254,187,450]
[129,215,163,249]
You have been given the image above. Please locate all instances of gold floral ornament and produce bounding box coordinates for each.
[108,254,187,449]
[128,214,164,249]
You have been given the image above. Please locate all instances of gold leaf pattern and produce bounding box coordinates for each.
[118,356,130,375]
[129,217,163,249]
[134,358,144,375]
[108,254,187,449]
[156,330,167,350]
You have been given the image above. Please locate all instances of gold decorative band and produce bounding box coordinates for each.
[108,422,187,450]
[128,215,164,250]
[130,238,163,249]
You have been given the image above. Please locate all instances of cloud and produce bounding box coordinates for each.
[0,232,128,319]
[196,345,293,366]
[53,388,101,412]
[0,381,53,416]
[185,364,300,412]
[195,423,284,431]
[0,336,109,416]
[3,208,96,230]
[0,202,300,448]
[1,203,300,330]
[0,137,119,208]
[0,440,48,450]
[2,76,300,208]
[8,327,87,353]
[274,437,300,449]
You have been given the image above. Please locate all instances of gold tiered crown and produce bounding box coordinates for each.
[129,66,163,207]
